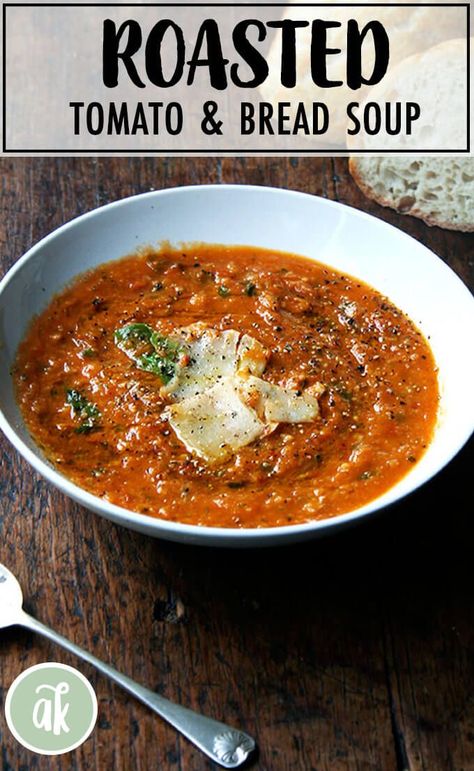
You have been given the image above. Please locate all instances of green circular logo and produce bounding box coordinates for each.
[5,662,97,755]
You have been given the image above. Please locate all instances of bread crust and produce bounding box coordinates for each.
[348,158,474,233]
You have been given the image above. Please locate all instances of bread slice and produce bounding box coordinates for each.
[259,3,464,146]
[347,38,468,152]
[349,157,474,232]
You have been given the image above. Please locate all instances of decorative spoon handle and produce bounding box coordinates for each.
[17,609,255,768]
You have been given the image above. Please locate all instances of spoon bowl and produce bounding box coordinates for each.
[0,563,24,629]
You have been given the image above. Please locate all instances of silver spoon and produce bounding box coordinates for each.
[0,563,256,767]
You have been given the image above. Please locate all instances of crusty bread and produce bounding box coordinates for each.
[349,157,474,232]
[260,2,464,146]
[348,37,473,232]
[347,38,468,152]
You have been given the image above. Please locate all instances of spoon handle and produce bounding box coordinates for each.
[17,609,255,768]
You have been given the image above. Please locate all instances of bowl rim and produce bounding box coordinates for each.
[1,183,473,543]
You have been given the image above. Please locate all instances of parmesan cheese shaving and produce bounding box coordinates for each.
[236,334,269,376]
[161,323,322,462]
[163,324,240,400]
[165,377,267,462]
[237,376,320,423]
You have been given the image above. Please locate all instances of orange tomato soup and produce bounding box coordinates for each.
[14,245,438,527]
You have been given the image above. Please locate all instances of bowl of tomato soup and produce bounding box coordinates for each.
[0,186,473,546]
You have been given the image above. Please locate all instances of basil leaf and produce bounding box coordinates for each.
[66,389,101,433]
[136,353,177,383]
[114,324,182,384]
[150,331,181,358]
[114,323,154,347]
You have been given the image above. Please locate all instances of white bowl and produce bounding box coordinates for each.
[0,185,473,547]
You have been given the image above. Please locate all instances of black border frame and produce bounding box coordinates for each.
[2,2,471,154]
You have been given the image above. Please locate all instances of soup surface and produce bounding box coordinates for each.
[14,245,438,528]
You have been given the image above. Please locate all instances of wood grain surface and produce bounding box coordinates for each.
[0,157,473,771]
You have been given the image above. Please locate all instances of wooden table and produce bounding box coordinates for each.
[0,158,473,771]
